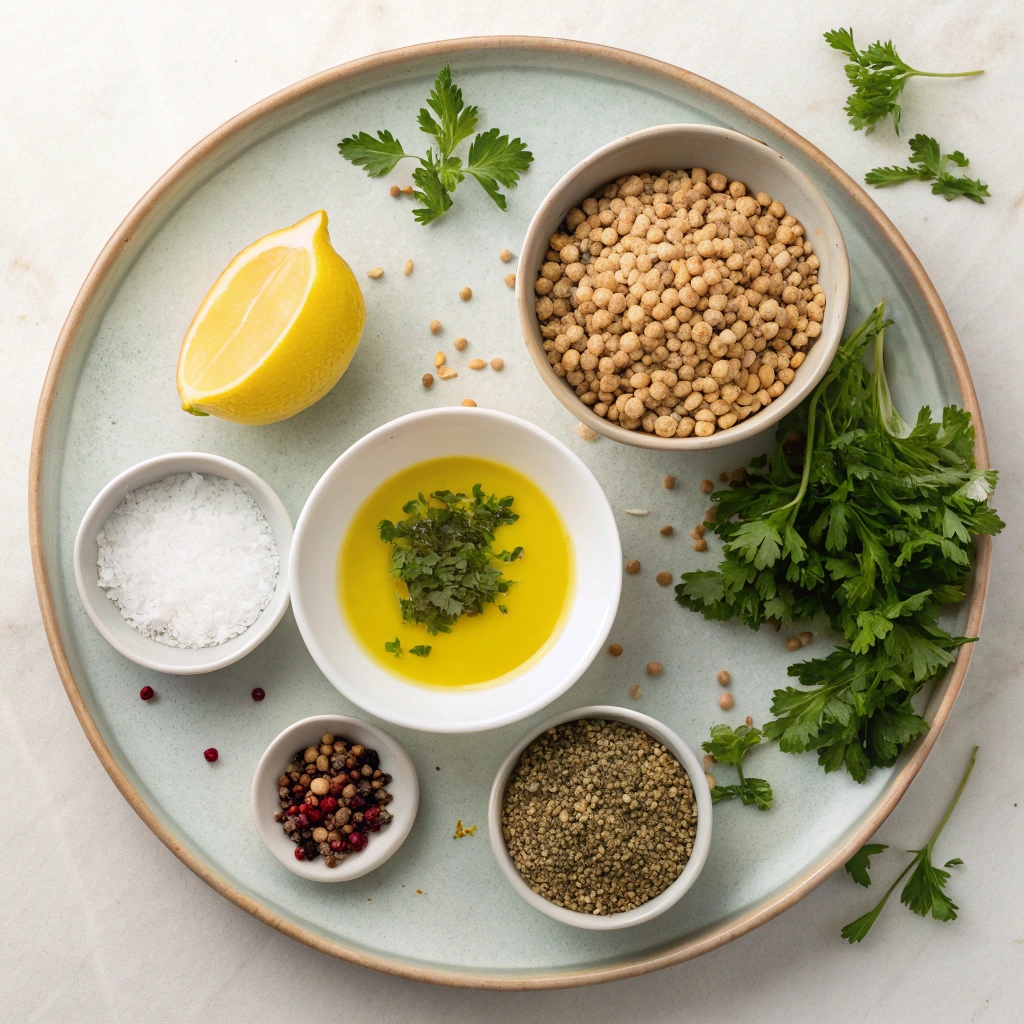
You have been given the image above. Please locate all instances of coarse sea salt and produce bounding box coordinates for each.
[96,472,280,649]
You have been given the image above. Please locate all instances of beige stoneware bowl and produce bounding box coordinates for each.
[517,123,850,450]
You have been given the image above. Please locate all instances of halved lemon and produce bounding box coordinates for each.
[176,210,365,425]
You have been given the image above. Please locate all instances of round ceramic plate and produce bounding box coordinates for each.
[31,38,990,989]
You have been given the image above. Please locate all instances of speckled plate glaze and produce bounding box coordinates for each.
[31,38,991,989]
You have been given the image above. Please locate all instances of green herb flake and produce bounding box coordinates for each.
[409,645,432,657]
[702,724,773,811]
[378,483,520,635]
[384,637,402,657]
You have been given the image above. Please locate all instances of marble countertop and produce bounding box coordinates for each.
[2,2,1021,1020]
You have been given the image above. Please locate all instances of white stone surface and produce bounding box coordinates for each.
[2,1,1022,1019]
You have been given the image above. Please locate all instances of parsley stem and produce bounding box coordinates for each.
[924,745,978,854]
[910,69,984,78]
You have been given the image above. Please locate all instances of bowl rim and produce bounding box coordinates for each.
[249,714,420,882]
[488,704,713,930]
[516,122,851,450]
[73,451,292,675]
[289,406,622,733]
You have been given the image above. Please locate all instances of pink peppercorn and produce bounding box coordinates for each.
[139,686,154,701]
[203,748,218,763]
[251,687,265,701]
[294,848,306,861]
[347,833,368,852]
[320,796,338,813]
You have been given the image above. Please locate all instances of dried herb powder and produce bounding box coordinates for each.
[501,719,697,915]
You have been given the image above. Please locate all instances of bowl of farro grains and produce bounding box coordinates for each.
[518,123,849,449]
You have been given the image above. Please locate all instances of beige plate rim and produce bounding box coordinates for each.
[29,36,991,990]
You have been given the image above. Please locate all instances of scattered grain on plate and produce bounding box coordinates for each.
[719,692,734,710]
[403,259,414,275]
[429,319,442,335]
[717,670,731,686]
[468,358,486,370]
[501,719,697,914]
[434,351,446,368]
[608,643,623,656]
[499,248,513,263]
[799,631,813,646]
[625,559,641,574]
[785,636,802,651]
[700,479,714,494]
[454,337,468,351]
[660,524,674,536]
[461,399,477,407]
[646,662,663,676]
[490,357,504,371]
[690,524,705,539]
[656,571,673,586]
[663,475,676,489]
[705,506,717,522]
[702,753,716,768]
[401,185,414,195]
[421,373,434,389]
[460,287,472,301]
[504,273,516,288]
[730,467,748,484]
[705,772,717,789]
[437,366,458,380]
[745,716,753,727]
[389,185,401,197]
[626,509,649,516]
[718,472,729,483]
[574,422,598,441]
[367,267,384,279]
[532,170,824,440]
[628,683,643,700]
[692,538,708,552]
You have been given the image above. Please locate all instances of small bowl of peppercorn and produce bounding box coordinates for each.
[488,705,712,929]
[251,714,418,881]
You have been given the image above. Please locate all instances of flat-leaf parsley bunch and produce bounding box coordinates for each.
[338,66,533,224]
[676,304,1003,782]
[866,133,990,204]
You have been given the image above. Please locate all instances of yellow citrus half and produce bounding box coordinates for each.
[176,210,365,425]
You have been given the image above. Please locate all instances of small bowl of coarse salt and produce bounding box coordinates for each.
[74,452,292,675]
[488,705,712,930]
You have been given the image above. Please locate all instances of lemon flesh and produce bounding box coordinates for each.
[176,210,365,425]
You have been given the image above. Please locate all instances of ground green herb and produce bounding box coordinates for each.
[409,645,432,657]
[865,134,990,203]
[676,304,1003,782]
[824,28,983,134]
[337,66,533,225]
[384,637,402,656]
[378,484,522,635]
[702,724,773,810]
[841,746,976,942]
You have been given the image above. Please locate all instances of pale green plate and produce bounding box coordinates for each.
[32,39,989,988]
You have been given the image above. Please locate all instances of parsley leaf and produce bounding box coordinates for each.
[409,645,432,657]
[378,483,520,635]
[677,305,1003,781]
[824,27,983,134]
[866,134,991,203]
[702,724,773,811]
[841,747,975,942]
[384,637,402,657]
[338,66,533,225]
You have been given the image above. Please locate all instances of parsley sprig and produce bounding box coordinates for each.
[378,484,522,635]
[841,746,976,942]
[865,134,990,203]
[337,66,533,224]
[702,724,773,810]
[676,305,1003,782]
[824,28,983,135]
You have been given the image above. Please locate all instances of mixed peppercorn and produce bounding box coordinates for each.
[274,732,394,867]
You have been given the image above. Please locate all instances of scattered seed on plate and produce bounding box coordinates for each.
[204,747,219,762]
[626,509,649,516]
[663,475,676,489]
[705,506,718,523]
[401,185,414,195]
[660,524,674,536]
[437,366,458,380]
[140,685,154,701]
[403,259,413,275]
[504,273,516,288]
[574,422,597,441]
[646,662,663,676]
[608,643,623,656]
[367,267,384,279]
[719,693,734,710]
[434,351,446,368]
[700,479,714,494]
[693,538,708,552]
[718,472,729,483]
[422,373,434,388]
[745,716,753,727]
[454,337,468,351]
[705,772,717,789]
[460,287,472,301]
[799,631,813,646]
[785,636,802,651]
[389,185,400,197]
[717,670,731,686]
[468,358,486,370]
[628,684,643,700]
[490,357,504,371]
[499,248,513,262]
[702,753,716,768]
[625,559,641,574]
[691,524,706,539]
[462,399,477,407]
[731,467,748,484]
[656,571,672,586]
[252,687,266,701]
[429,319,442,335]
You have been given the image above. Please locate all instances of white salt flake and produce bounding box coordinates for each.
[96,472,280,649]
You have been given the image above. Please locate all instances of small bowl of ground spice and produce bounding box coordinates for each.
[74,452,292,674]
[251,714,418,881]
[517,123,849,450]
[489,705,712,929]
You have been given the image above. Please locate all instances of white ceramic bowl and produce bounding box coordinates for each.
[290,407,621,733]
[518,123,850,450]
[74,452,292,675]
[488,705,712,930]
[250,715,418,882]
